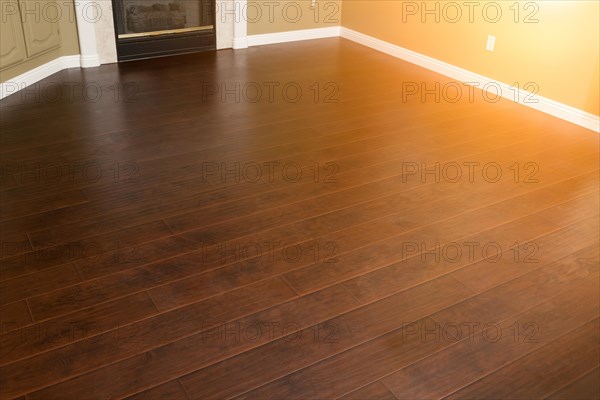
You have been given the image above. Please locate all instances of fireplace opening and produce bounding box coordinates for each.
[112,0,215,61]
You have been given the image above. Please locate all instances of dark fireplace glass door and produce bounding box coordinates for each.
[113,0,215,61]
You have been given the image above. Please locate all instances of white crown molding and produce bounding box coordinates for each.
[340,27,599,133]
[248,26,341,47]
[0,56,81,100]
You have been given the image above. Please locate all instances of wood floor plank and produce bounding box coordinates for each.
[0,65,413,141]
[285,193,569,297]
[0,301,32,333]
[338,381,398,400]
[0,235,32,258]
[17,284,359,399]
[224,247,599,400]
[139,172,596,315]
[75,235,198,280]
[233,316,447,400]
[0,220,172,282]
[173,276,471,400]
[124,380,190,400]
[451,208,599,293]
[0,190,88,220]
[0,85,576,247]
[546,367,600,400]
[0,109,590,258]
[0,262,81,305]
[2,65,489,132]
[25,224,310,320]
[340,190,597,305]
[444,318,600,399]
[0,277,298,398]
[381,249,599,399]
[19,106,506,245]
[160,123,521,233]
[0,291,157,365]
[0,72,473,172]
[0,179,269,247]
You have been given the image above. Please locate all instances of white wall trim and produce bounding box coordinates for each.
[80,54,101,68]
[232,0,248,49]
[216,0,234,49]
[0,56,80,100]
[248,26,341,47]
[340,27,599,133]
[233,36,249,49]
[74,0,100,68]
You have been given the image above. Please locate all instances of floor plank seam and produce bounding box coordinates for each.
[541,365,600,400]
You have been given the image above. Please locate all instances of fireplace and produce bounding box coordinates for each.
[112,0,216,61]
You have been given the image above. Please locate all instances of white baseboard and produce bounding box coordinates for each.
[80,54,101,68]
[340,27,600,133]
[232,37,249,49]
[0,55,82,100]
[248,26,341,47]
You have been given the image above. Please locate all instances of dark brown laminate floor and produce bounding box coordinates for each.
[0,38,598,400]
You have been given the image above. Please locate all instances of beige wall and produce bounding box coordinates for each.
[0,0,80,82]
[342,0,599,115]
[248,0,342,35]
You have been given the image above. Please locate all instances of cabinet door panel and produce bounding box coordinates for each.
[20,0,61,57]
[0,1,27,70]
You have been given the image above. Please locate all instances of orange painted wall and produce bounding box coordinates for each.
[342,0,599,115]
